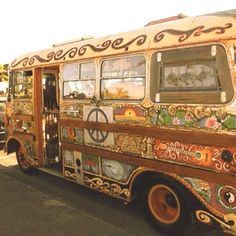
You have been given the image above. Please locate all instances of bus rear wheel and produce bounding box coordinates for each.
[145,177,190,233]
[16,147,32,173]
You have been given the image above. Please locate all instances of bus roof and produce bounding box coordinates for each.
[10,9,236,70]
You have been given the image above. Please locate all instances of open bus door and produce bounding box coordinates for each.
[42,70,61,172]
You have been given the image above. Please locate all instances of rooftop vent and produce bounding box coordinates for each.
[144,14,187,27]
[53,35,94,47]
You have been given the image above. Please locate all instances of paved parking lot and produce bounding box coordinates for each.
[0,150,17,166]
[0,151,231,236]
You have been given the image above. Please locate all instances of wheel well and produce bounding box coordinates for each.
[131,171,161,201]
[6,138,20,154]
[131,171,196,209]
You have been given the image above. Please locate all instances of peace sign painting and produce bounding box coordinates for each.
[83,106,114,147]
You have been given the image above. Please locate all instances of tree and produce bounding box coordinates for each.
[0,64,8,81]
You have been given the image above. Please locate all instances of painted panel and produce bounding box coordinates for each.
[114,105,146,124]
[153,139,236,173]
[150,105,236,132]
[13,101,33,115]
[184,177,236,214]
[60,103,83,119]
[63,150,84,184]
[61,127,83,144]
[83,106,114,147]
[74,151,84,184]
[22,140,38,167]
[63,150,75,168]
[82,153,100,175]
[64,167,76,182]
[101,159,136,182]
[115,133,146,156]
[83,106,113,123]
[84,174,131,200]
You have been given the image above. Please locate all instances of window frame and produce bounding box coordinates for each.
[100,54,146,101]
[150,44,234,104]
[62,61,96,100]
[12,70,33,100]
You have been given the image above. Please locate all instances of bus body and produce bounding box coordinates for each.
[6,9,236,234]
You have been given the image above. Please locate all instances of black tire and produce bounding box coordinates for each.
[16,147,33,173]
[145,177,191,234]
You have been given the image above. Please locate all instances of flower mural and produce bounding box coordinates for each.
[205,116,220,130]
[151,105,236,132]
[172,117,181,126]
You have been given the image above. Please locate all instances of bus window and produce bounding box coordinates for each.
[62,62,95,99]
[43,73,58,110]
[150,45,234,104]
[101,55,145,100]
[13,70,33,99]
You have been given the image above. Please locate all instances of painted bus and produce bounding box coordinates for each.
[5,9,236,234]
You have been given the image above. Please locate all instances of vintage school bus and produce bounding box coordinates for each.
[5,9,236,234]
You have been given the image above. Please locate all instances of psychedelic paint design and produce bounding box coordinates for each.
[150,105,236,132]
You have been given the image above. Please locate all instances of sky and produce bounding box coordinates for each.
[0,0,235,64]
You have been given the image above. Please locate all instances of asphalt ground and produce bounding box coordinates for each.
[0,151,230,236]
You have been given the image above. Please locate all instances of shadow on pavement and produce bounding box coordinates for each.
[0,161,231,236]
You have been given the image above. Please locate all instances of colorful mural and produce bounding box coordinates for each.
[183,177,236,214]
[154,139,211,167]
[217,185,236,212]
[12,119,34,133]
[84,175,131,199]
[60,103,83,119]
[150,105,236,132]
[23,140,38,166]
[184,177,211,202]
[13,101,33,115]
[115,133,146,156]
[82,153,100,175]
[64,167,76,181]
[114,105,146,124]
[61,149,137,200]
[101,159,136,182]
[61,127,83,144]
[63,150,75,168]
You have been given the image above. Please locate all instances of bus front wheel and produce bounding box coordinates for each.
[145,177,190,233]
